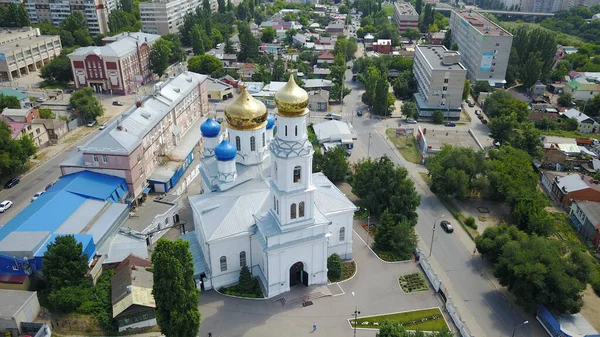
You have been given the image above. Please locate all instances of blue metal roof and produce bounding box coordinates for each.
[0,171,127,241]
[34,234,96,263]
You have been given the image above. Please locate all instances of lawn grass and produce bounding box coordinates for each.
[419,172,432,186]
[399,272,429,293]
[350,307,447,332]
[330,261,356,282]
[382,5,394,16]
[542,129,600,140]
[499,21,585,46]
[386,129,421,164]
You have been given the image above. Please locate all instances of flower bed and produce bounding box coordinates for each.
[329,261,356,282]
[398,272,429,293]
[219,279,264,299]
[349,308,447,331]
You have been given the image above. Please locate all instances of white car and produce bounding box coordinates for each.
[87,120,97,127]
[0,200,13,213]
[31,191,45,202]
[99,123,107,130]
[36,97,46,103]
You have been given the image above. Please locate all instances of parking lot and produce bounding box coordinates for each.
[419,127,483,152]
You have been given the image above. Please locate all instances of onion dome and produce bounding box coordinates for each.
[200,118,221,138]
[215,140,237,161]
[266,114,275,130]
[224,86,267,131]
[274,74,309,117]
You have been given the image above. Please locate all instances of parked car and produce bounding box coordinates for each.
[217,117,224,123]
[87,120,97,127]
[36,97,46,103]
[445,122,456,127]
[467,100,475,107]
[440,220,454,233]
[474,110,481,116]
[112,101,124,106]
[45,181,55,191]
[482,119,488,124]
[4,177,20,189]
[65,88,75,93]
[357,110,363,116]
[99,123,107,130]
[405,118,417,124]
[0,200,12,213]
[31,191,45,202]
[477,114,484,120]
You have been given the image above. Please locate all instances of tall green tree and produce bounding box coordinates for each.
[150,38,173,78]
[42,235,89,290]
[61,11,87,32]
[427,146,488,199]
[120,0,133,12]
[190,24,205,55]
[224,38,235,54]
[401,101,417,119]
[217,0,226,13]
[108,10,140,33]
[238,30,259,62]
[152,240,200,337]
[40,55,73,84]
[0,119,36,180]
[261,27,276,43]
[162,34,185,64]
[334,37,358,61]
[187,54,223,75]
[317,146,349,183]
[414,0,422,14]
[0,94,21,110]
[462,80,471,100]
[487,146,538,202]
[70,87,104,122]
[483,90,529,122]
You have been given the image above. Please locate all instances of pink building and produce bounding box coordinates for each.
[68,32,161,95]
[61,72,209,202]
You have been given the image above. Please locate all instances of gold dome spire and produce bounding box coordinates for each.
[275,74,309,117]
[224,85,268,131]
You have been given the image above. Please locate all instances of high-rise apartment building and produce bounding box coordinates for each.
[449,10,513,87]
[0,27,61,81]
[139,0,201,35]
[24,0,116,35]
[413,45,467,118]
[499,0,600,12]
[392,2,419,32]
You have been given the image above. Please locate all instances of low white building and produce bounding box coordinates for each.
[312,120,357,151]
[188,77,356,298]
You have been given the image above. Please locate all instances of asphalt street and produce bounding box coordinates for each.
[330,63,542,337]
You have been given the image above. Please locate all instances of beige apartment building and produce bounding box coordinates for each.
[140,0,201,35]
[0,27,61,82]
[24,0,117,35]
[61,72,209,201]
[413,45,467,119]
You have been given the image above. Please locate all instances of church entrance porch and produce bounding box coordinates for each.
[290,262,308,287]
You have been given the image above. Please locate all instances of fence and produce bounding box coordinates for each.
[66,117,82,131]
[415,248,474,337]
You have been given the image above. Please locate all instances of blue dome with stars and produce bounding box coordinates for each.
[215,140,237,161]
[266,114,275,130]
[200,118,221,138]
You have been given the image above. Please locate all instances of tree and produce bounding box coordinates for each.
[401,101,417,119]
[150,38,173,78]
[61,12,87,33]
[120,0,133,12]
[520,51,542,89]
[238,31,260,62]
[374,211,397,252]
[39,108,56,119]
[320,146,349,183]
[108,10,140,33]
[432,110,444,124]
[508,122,543,158]
[190,24,205,55]
[327,254,343,280]
[73,29,93,47]
[427,146,488,199]
[563,117,579,131]
[463,80,471,100]
[586,93,600,117]
[238,265,254,293]
[442,29,452,49]
[451,42,458,51]
[42,235,89,290]
[0,94,21,110]
[352,156,420,224]
[402,28,421,43]
[202,0,210,12]
[261,27,276,43]
[510,192,553,235]
[415,0,422,14]
[70,87,104,122]
[557,93,573,107]
[374,211,418,261]
[334,37,358,61]
[217,0,225,13]
[489,114,520,146]
[0,3,30,27]
[162,34,185,64]
[224,38,235,54]
[473,81,492,97]
[487,146,538,202]
[40,55,73,84]
[187,54,223,75]
[483,90,529,122]
[0,119,36,180]
[152,239,200,337]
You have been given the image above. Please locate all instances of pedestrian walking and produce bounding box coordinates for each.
[313,322,317,331]
[473,247,477,255]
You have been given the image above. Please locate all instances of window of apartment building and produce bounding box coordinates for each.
[444,78,448,84]
[442,94,446,98]
[443,86,448,91]
[139,167,143,176]
[36,128,40,134]
[102,155,107,163]
[137,153,141,162]
[93,155,98,162]
[495,43,499,46]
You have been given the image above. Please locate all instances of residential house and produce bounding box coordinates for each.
[317,51,335,65]
[111,255,156,332]
[313,67,331,79]
[308,90,329,112]
[219,75,240,88]
[68,32,161,95]
[325,23,345,36]
[564,76,600,101]
[316,36,335,45]
[0,88,32,109]
[32,118,68,142]
[0,108,50,148]
[206,77,234,101]
[528,112,559,123]
[550,174,600,207]
[60,72,209,201]
[569,200,600,247]
[542,136,579,165]
[304,79,334,91]
[260,43,283,55]
[373,39,392,54]
[428,31,446,45]
[214,53,238,65]
[532,80,546,96]
[237,63,257,80]
[293,33,309,47]
[562,108,599,133]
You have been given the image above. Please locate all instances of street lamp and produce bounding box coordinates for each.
[366,215,371,247]
[511,320,529,337]
[351,292,360,337]
[429,215,445,257]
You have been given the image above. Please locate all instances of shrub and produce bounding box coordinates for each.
[48,286,91,313]
[327,254,343,280]
[432,110,444,124]
[238,265,254,293]
[465,216,478,229]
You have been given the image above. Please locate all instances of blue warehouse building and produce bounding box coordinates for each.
[0,171,130,288]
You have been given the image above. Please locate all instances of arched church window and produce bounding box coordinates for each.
[240,251,246,267]
[250,136,256,151]
[339,227,345,242]
[293,166,301,183]
[262,132,266,147]
[291,203,297,219]
[273,196,276,210]
[285,125,288,136]
[295,125,298,136]
[220,256,227,272]
[299,202,305,217]
[276,200,279,214]
[235,136,241,151]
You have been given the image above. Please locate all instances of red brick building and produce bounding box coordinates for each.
[67,32,161,95]
[373,39,392,54]
[551,174,600,207]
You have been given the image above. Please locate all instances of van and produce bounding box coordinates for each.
[324,113,342,121]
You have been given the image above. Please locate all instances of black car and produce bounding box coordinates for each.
[440,220,454,233]
[112,101,124,106]
[4,177,20,189]
[445,122,456,127]
[357,110,363,116]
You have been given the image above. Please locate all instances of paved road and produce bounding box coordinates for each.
[332,64,542,337]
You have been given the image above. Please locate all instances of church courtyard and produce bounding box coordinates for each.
[197,230,448,337]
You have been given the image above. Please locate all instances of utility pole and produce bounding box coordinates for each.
[351,292,360,337]
[429,215,444,258]
[367,132,372,157]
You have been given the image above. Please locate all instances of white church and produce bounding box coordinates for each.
[188,75,357,298]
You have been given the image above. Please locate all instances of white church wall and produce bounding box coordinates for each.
[326,211,354,260]
[229,127,269,165]
[209,235,251,289]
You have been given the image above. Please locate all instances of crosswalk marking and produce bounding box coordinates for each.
[353,129,379,134]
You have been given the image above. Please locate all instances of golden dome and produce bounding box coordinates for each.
[225,86,268,131]
[275,75,309,117]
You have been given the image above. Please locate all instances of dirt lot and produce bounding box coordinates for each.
[453,199,510,233]
[581,285,600,332]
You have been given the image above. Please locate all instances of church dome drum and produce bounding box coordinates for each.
[274,75,309,117]
[200,118,221,138]
[266,114,275,130]
[224,86,268,131]
[215,140,237,161]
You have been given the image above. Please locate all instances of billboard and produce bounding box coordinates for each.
[396,128,415,136]
[480,52,494,71]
